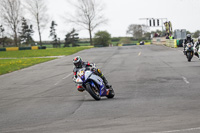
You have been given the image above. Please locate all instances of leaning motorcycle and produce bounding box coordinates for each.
[75,68,115,101]
[184,43,194,62]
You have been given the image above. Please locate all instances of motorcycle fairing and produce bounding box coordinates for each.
[88,74,108,96]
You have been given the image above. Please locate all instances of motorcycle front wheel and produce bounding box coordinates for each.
[86,83,101,101]
[187,52,193,62]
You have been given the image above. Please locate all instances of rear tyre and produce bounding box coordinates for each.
[86,83,101,101]
[106,87,115,99]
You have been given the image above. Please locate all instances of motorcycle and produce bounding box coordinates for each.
[75,68,115,101]
[184,43,194,62]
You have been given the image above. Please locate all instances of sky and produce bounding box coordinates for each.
[33,0,200,41]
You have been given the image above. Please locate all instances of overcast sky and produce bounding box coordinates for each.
[35,0,200,41]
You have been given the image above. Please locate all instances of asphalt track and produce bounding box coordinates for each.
[1,45,200,133]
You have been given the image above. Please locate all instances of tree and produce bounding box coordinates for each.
[126,24,148,39]
[64,29,79,47]
[0,25,6,47]
[0,0,22,46]
[25,0,49,46]
[144,32,151,40]
[19,17,34,45]
[0,25,5,38]
[66,0,107,45]
[186,30,191,35]
[49,21,60,48]
[193,30,200,38]
[93,31,111,47]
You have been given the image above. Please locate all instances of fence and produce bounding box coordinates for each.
[0,46,46,52]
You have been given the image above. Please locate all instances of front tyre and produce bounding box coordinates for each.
[106,87,115,99]
[187,52,193,62]
[86,83,101,101]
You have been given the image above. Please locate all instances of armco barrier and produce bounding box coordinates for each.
[118,43,151,46]
[19,47,31,50]
[0,46,46,52]
[123,44,136,46]
[136,42,151,45]
[6,47,19,51]
[38,46,46,49]
[32,46,39,50]
[94,45,104,47]
[0,48,6,51]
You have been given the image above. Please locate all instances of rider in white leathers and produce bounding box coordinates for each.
[194,37,200,59]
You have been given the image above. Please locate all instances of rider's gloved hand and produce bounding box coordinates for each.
[73,77,76,82]
[90,67,96,72]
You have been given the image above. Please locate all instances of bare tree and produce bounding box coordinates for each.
[0,0,22,46]
[127,24,149,39]
[25,0,49,46]
[66,0,107,45]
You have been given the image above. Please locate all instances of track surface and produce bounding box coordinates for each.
[1,45,200,133]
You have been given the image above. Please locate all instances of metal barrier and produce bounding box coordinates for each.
[0,46,46,52]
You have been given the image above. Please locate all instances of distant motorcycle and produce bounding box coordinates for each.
[75,68,115,101]
[184,43,194,62]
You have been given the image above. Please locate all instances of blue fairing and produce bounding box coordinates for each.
[89,81,95,87]
[89,80,107,96]
[90,80,105,96]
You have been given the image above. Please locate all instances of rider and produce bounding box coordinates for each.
[194,36,200,59]
[73,56,111,92]
[183,34,194,54]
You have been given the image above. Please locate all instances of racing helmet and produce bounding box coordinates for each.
[73,56,83,68]
[187,34,191,40]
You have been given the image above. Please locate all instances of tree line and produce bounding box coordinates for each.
[0,0,107,47]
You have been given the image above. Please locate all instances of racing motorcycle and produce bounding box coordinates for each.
[184,43,194,62]
[75,68,115,101]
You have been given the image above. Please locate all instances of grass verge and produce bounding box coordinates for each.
[0,58,56,75]
[0,46,93,58]
[0,46,93,75]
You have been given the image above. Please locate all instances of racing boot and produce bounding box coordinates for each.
[77,85,85,92]
[101,76,112,89]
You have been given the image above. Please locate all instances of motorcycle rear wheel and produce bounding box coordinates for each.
[86,83,101,101]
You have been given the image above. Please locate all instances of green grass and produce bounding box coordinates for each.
[0,46,93,75]
[0,46,93,58]
[0,58,55,75]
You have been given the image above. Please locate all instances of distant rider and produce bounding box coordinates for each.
[194,36,200,59]
[183,34,194,54]
[72,56,111,92]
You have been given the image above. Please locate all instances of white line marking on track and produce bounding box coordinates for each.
[54,73,73,85]
[63,73,73,79]
[54,82,59,86]
[138,52,142,56]
[150,127,200,133]
[178,50,183,53]
[182,76,190,84]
